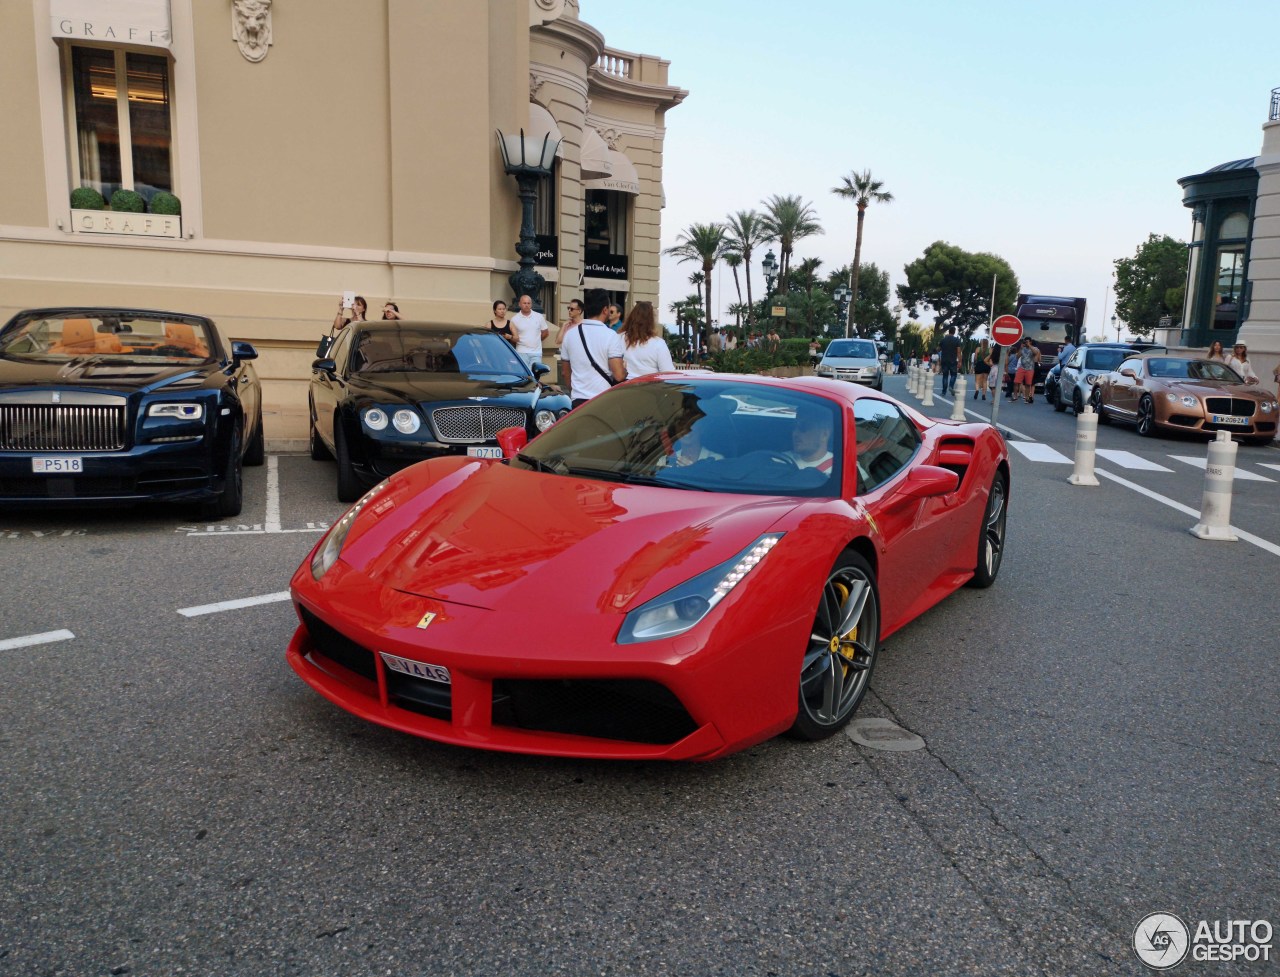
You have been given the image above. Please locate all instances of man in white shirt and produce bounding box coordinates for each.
[511,293,549,368]
[783,408,834,472]
[563,289,626,407]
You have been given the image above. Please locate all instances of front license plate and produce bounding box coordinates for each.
[32,456,83,473]
[466,446,503,458]
[379,652,451,685]
[1210,414,1250,426]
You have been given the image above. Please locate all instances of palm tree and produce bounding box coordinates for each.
[723,209,769,322]
[665,222,727,336]
[722,251,745,312]
[760,195,822,301]
[832,170,893,337]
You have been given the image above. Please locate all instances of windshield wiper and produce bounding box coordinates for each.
[619,472,712,491]
[515,452,565,475]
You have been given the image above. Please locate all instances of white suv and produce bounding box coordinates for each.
[815,339,883,390]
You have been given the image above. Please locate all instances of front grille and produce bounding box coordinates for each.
[492,679,698,745]
[299,606,377,681]
[0,404,126,451]
[385,671,452,721]
[430,405,525,442]
[1204,398,1256,418]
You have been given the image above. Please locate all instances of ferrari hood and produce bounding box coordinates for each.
[341,460,798,613]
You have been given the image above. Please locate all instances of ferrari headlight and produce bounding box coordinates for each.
[310,481,389,580]
[617,534,783,644]
[392,409,421,434]
[534,409,557,432]
[148,402,204,420]
[363,407,389,431]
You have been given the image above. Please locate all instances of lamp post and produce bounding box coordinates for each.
[761,249,779,300]
[1112,314,1119,342]
[496,128,561,312]
[833,284,851,338]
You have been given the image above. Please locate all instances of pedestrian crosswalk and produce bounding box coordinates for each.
[1007,441,1276,482]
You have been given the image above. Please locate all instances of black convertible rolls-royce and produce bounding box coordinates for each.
[0,307,263,516]
[309,321,571,501]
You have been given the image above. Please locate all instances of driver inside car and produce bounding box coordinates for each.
[783,408,834,472]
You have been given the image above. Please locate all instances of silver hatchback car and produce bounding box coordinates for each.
[815,338,883,390]
[1055,343,1165,414]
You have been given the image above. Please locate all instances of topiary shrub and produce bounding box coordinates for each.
[70,186,107,210]
[149,191,181,215]
[109,189,146,212]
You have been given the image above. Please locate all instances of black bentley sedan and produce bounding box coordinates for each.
[309,321,571,501]
[0,308,263,516]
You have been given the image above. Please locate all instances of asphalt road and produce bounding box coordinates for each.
[1,377,1277,977]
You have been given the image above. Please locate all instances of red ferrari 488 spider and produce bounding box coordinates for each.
[288,373,1009,760]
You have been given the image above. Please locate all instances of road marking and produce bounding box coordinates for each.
[1008,441,1072,464]
[0,629,75,651]
[179,522,329,537]
[1094,449,1173,472]
[265,455,282,533]
[1097,470,1280,558]
[929,394,1036,442]
[1169,456,1274,482]
[1259,463,1280,474]
[178,591,292,617]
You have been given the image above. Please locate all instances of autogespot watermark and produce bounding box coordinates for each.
[1133,912,1273,970]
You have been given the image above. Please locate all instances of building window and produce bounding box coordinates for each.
[68,46,173,201]
[585,190,629,255]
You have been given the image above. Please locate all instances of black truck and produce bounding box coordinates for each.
[1014,294,1087,387]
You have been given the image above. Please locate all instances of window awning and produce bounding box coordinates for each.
[581,127,612,181]
[584,149,640,195]
[528,103,565,159]
[51,0,173,50]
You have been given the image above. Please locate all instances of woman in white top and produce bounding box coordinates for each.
[1226,343,1260,384]
[620,301,674,379]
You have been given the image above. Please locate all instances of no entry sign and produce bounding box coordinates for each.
[991,315,1024,346]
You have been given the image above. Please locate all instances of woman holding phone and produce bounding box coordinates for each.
[332,293,368,332]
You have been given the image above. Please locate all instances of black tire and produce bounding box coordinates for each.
[789,551,879,741]
[1051,383,1065,412]
[1072,388,1085,415]
[1136,395,1156,437]
[1092,388,1110,424]
[243,406,265,466]
[334,418,362,503]
[967,471,1007,589]
[309,398,331,461]
[201,426,243,519]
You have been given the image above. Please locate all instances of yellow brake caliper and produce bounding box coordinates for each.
[829,582,859,676]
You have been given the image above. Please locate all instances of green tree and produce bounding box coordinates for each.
[1113,234,1188,337]
[665,222,727,333]
[897,241,1020,339]
[722,251,744,312]
[832,169,893,337]
[761,194,822,299]
[828,262,896,344]
[723,209,770,323]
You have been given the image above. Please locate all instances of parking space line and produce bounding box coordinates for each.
[1097,469,1280,558]
[177,592,292,617]
[0,629,75,652]
[265,455,282,533]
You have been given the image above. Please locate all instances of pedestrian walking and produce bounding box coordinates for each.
[1014,337,1040,402]
[562,289,625,407]
[972,339,992,400]
[510,293,550,369]
[936,325,962,396]
[1003,346,1018,400]
[620,301,674,379]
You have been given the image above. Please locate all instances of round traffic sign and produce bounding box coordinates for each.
[991,314,1024,346]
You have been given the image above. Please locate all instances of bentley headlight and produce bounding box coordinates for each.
[363,407,389,431]
[1261,401,1276,413]
[392,409,421,434]
[534,409,557,432]
[310,481,389,580]
[148,402,204,420]
[618,534,783,644]
[1086,374,1101,386]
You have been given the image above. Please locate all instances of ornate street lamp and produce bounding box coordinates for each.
[833,284,851,338]
[1112,314,1119,341]
[496,128,561,312]
[761,249,779,298]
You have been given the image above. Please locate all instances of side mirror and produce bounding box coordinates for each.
[899,464,959,500]
[531,362,550,379]
[496,426,528,459]
[1119,368,1136,378]
[231,340,258,362]
[312,357,337,375]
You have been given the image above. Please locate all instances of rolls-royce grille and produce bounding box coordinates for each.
[0,405,126,451]
[1204,398,1256,418]
[431,406,525,442]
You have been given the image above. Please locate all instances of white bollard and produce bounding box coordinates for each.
[950,375,967,420]
[1190,431,1239,540]
[1067,405,1100,486]
[921,368,935,407]
[908,365,920,398]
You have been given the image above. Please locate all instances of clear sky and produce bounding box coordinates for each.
[586,0,1278,340]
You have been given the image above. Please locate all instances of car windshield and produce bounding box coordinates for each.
[348,326,528,377]
[1022,317,1070,345]
[510,378,843,498]
[1141,357,1239,381]
[1083,348,1127,371]
[823,340,877,359]
[0,314,215,363]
